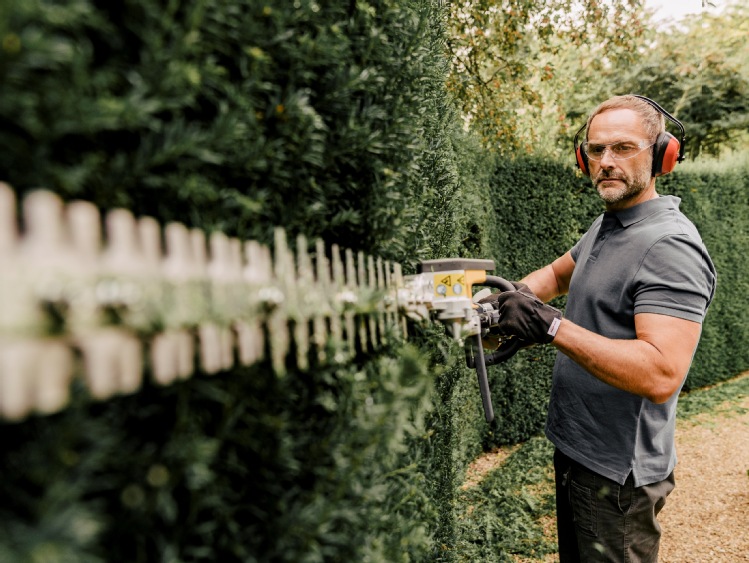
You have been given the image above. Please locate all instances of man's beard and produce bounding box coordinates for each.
[593,158,652,206]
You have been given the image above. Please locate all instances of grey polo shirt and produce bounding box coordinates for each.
[545,195,716,486]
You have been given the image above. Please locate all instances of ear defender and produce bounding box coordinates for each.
[652,131,681,176]
[573,95,686,178]
[574,123,591,176]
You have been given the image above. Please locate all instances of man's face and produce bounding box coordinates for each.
[586,109,655,210]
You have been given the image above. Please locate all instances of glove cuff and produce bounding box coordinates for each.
[545,315,562,342]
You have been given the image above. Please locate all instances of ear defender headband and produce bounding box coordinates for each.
[574,95,686,177]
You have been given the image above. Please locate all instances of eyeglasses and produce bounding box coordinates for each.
[583,140,654,161]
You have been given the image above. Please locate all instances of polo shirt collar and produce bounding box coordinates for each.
[608,195,681,228]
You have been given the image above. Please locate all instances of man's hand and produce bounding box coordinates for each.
[480,282,562,345]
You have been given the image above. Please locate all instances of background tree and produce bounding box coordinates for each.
[531,0,746,159]
[614,1,749,158]
[447,0,747,161]
[445,0,648,154]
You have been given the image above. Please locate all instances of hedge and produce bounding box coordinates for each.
[0,1,470,561]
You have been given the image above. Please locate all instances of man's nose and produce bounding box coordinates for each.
[598,147,617,167]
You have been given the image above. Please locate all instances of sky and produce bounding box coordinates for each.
[645,0,722,27]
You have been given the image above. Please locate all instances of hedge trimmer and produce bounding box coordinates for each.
[397,258,518,422]
[0,184,518,422]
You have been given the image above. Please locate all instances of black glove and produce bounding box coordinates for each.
[479,282,562,344]
[476,281,532,308]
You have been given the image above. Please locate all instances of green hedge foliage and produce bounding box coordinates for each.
[0,0,479,561]
[0,0,469,263]
[1,0,748,561]
[0,345,446,562]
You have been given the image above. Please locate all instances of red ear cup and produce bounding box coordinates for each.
[652,132,681,177]
[575,145,590,176]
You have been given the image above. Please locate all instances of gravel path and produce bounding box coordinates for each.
[658,394,749,562]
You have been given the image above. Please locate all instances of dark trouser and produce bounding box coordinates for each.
[554,449,675,563]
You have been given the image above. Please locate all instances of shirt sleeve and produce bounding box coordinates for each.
[570,239,582,263]
[633,234,717,323]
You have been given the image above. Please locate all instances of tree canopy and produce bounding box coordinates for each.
[616,1,749,158]
[446,0,648,154]
[447,0,749,160]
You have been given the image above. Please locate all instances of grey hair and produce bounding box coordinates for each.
[585,95,665,143]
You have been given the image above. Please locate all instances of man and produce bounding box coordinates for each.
[486,95,717,561]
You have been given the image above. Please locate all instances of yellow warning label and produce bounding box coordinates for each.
[433,271,466,297]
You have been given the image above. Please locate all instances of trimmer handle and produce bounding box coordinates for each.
[482,275,515,293]
[466,275,516,423]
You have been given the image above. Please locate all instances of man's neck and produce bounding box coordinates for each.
[605,186,658,213]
